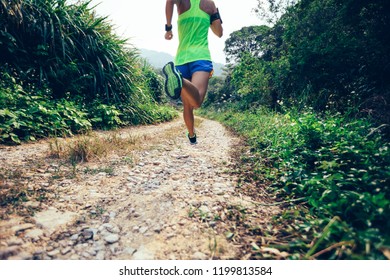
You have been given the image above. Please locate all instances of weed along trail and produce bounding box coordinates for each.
[0,117,281,260]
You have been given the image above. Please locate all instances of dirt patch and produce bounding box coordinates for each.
[0,117,281,260]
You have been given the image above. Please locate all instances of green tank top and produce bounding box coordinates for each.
[175,0,211,66]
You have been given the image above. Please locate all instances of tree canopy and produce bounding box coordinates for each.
[220,0,390,125]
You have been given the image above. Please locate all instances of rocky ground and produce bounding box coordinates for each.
[0,117,281,260]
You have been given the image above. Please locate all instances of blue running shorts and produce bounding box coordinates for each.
[176,60,214,80]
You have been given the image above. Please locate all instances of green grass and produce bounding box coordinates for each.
[200,104,390,259]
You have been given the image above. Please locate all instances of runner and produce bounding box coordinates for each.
[163,0,223,144]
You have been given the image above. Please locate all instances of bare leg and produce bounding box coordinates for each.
[181,71,210,137]
[183,101,195,136]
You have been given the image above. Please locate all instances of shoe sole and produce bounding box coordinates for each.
[163,62,182,100]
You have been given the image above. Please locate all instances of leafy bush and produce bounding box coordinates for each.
[0,72,91,144]
[89,103,123,130]
[140,61,164,103]
[230,53,273,107]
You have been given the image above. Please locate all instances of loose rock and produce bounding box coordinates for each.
[104,234,119,244]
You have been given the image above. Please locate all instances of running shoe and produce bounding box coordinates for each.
[187,132,197,145]
[162,62,182,100]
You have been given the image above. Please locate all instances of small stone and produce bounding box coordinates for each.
[127,177,138,184]
[153,226,162,233]
[7,238,24,246]
[95,251,105,260]
[209,221,217,227]
[192,252,208,260]
[109,244,120,254]
[70,234,79,241]
[25,201,40,208]
[133,212,141,218]
[11,223,34,233]
[176,155,189,159]
[46,244,55,251]
[139,227,148,234]
[214,188,225,195]
[61,247,72,255]
[86,248,97,256]
[93,241,106,252]
[104,234,119,244]
[171,175,182,181]
[190,201,201,207]
[70,254,79,260]
[123,247,136,255]
[199,205,211,214]
[47,249,60,257]
[81,229,94,240]
[99,223,118,233]
[132,246,154,260]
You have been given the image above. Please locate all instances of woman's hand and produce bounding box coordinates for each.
[165,31,173,40]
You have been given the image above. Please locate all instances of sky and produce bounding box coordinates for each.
[87,0,264,64]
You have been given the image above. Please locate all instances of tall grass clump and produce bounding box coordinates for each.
[0,0,176,144]
[201,105,390,259]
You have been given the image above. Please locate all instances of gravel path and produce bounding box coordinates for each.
[0,117,279,260]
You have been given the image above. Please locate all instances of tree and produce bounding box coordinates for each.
[254,0,298,25]
[247,0,390,119]
[224,25,270,63]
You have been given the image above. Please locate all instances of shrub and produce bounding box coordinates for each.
[0,71,91,144]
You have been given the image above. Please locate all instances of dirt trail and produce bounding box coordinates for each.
[0,117,280,260]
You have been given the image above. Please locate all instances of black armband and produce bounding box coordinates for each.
[210,8,222,24]
[165,24,172,32]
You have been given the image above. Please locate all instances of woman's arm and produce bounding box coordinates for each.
[165,0,176,40]
[209,2,223,38]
